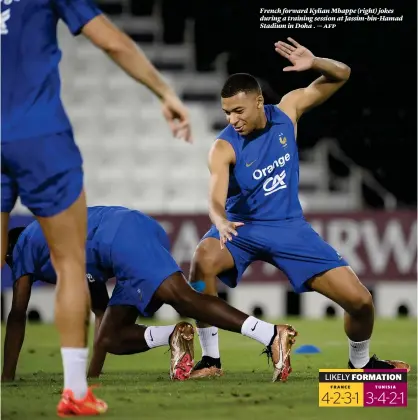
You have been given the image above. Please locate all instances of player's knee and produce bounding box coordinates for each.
[95,331,116,354]
[50,246,85,278]
[170,291,197,317]
[193,243,220,275]
[347,289,374,317]
[157,273,191,306]
[50,245,84,265]
[164,277,197,312]
[172,284,195,307]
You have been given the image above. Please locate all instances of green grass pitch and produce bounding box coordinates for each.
[1,318,416,419]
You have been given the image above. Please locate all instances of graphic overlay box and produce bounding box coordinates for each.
[319,369,408,407]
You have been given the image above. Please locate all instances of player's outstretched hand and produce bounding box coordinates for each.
[274,37,315,72]
[161,93,193,143]
[217,220,244,250]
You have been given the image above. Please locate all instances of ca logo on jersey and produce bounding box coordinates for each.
[263,170,287,196]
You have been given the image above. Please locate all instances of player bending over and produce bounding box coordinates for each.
[2,0,191,416]
[188,38,411,379]
[3,206,297,384]
[2,226,195,382]
[2,226,108,382]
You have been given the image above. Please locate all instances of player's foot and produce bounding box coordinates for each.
[169,321,195,381]
[263,324,298,382]
[189,356,224,379]
[348,354,411,371]
[57,387,108,417]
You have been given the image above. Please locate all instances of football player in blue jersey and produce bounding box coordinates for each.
[2,206,297,388]
[1,0,191,414]
[188,38,410,380]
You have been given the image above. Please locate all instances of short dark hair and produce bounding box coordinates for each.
[5,227,26,268]
[221,73,262,98]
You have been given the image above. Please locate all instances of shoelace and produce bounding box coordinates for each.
[261,346,273,366]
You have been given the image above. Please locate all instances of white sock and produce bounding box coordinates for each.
[241,316,275,346]
[144,325,176,349]
[349,339,370,368]
[61,348,88,399]
[197,327,220,359]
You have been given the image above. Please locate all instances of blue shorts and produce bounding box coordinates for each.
[1,130,83,217]
[107,211,182,316]
[202,218,348,293]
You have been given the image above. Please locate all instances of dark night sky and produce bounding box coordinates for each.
[192,0,417,206]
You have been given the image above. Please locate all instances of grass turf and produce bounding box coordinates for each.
[1,318,416,419]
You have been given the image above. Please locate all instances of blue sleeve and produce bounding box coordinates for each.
[11,237,35,283]
[54,0,102,36]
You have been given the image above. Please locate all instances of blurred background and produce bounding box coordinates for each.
[2,0,416,322]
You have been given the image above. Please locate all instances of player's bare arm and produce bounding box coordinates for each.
[81,15,192,142]
[275,37,351,123]
[87,282,109,379]
[208,140,244,248]
[2,275,32,382]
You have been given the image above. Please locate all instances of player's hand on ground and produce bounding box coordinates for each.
[217,220,244,249]
[274,37,315,72]
[161,93,193,143]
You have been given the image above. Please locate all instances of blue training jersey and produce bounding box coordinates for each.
[1,0,101,143]
[219,105,303,223]
[10,206,130,284]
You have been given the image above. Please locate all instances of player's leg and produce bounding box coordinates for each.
[154,272,297,382]
[189,237,235,306]
[112,213,296,382]
[89,305,147,377]
[272,219,410,371]
[188,235,235,375]
[307,267,373,367]
[10,132,106,414]
[104,213,197,380]
[159,272,247,328]
[308,267,373,341]
[93,305,146,357]
[189,225,297,380]
[1,161,18,268]
[37,189,88,339]
[36,190,95,394]
[306,267,410,371]
[89,302,195,381]
[93,296,180,358]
